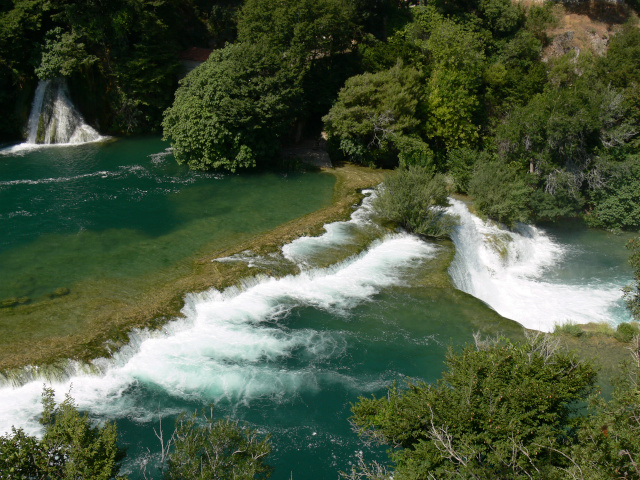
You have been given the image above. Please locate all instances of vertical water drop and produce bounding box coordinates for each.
[24,78,102,145]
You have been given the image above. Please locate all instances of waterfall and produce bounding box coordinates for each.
[24,78,102,145]
[447,198,631,332]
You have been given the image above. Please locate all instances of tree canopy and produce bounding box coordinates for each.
[162,42,300,172]
[348,333,640,479]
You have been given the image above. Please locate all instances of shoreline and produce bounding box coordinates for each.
[0,163,388,379]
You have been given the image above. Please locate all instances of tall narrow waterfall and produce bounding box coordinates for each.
[25,79,102,145]
[447,199,632,331]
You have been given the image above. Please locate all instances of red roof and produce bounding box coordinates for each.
[178,47,213,62]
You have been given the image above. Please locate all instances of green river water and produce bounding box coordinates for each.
[0,138,634,479]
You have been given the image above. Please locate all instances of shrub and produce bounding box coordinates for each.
[372,165,454,238]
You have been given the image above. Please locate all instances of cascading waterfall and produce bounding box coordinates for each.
[447,198,632,332]
[0,215,437,436]
[24,78,102,145]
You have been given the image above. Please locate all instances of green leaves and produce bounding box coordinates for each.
[162,42,301,172]
[350,334,598,479]
[35,27,97,79]
[323,63,427,167]
[0,387,124,480]
[372,165,453,238]
[166,408,273,480]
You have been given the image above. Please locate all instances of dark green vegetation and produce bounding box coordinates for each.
[160,0,640,234]
[371,165,454,237]
[0,390,272,480]
[347,334,640,479]
[0,0,242,139]
[4,0,640,231]
[0,388,124,479]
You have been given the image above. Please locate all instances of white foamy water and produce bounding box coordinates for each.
[282,189,379,266]
[0,233,436,436]
[448,199,631,331]
[0,79,105,155]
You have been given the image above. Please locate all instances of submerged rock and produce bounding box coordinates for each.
[48,287,70,298]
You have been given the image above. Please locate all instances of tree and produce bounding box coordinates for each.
[585,156,640,231]
[372,165,452,238]
[237,0,356,63]
[349,333,598,479]
[323,63,428,167]
[0,387,124,479]
[165,408,273,480]
[35,27,96,79]
[469,157,531,226]
[624,238,640,321]
[562,336,640,479]
[162,42,301,172]
[422,18,484,153]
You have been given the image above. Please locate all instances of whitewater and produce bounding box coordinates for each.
[0,78,105,155]
[448,198,632,332]
[0,230,437,436]
[0,191,632,448]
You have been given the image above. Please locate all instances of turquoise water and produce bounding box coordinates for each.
[0,139,635,479]
[0,138,335,302]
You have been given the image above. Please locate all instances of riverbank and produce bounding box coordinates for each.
[0,163,387,379]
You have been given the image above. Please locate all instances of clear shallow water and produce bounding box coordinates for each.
[0,138,335,302]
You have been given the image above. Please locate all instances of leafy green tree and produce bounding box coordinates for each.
[350,333,598,479]
[585,156,640,231]
[372,165,453,238]
[422,18,484,153]
[163,42,300,172]
[323,63,428,167]
[469,157,531,226]
[0,387,125,479]
[625,238,640,320]
[166,408,273,480]
[237,0,356,62]
[479,0,524,37]
[562,336,640,479]
[446,147,489,194]
[35,27,96,79]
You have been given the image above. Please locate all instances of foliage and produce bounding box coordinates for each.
[35,27,96,79]
[323,63,428,168]
[563,335,640,479]
[350,333,598,479]
[615,322,640,343]
[422,18,484,153]
[585,156,640,231]
[237,0,356,63]
[469,157,530,226]
[553,321,584,337]
[162,42,300,172]
[624,238,640,320]
[0,387,124,479]
[372,165,453,238]
[446,147,485,194]
[166,408,273,480]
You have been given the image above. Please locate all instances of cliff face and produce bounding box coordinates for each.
[537,0,638,60]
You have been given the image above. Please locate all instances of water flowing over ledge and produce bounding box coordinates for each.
[0,228,437,436]
[1,78,105,154]
[447,198,632,332]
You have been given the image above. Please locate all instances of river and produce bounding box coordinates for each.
[0,138,634,479]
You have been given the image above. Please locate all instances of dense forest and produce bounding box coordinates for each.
[3,0,639,231]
